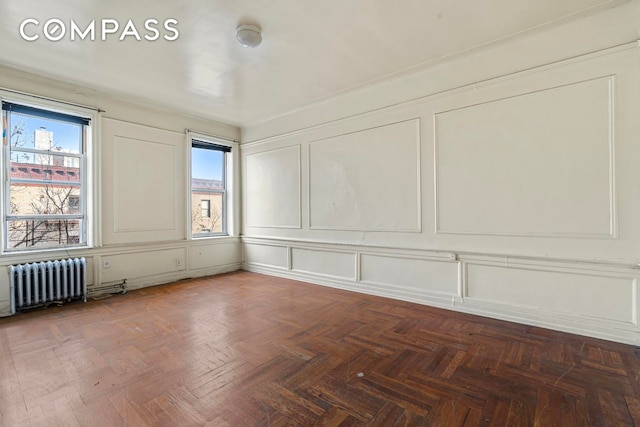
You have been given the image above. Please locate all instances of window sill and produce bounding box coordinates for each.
[0,245,90,265]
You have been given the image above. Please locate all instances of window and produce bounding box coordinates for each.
[201,199,211,218]
[2,99,91,251]
[191,137,231,237]
[68,195,80,213]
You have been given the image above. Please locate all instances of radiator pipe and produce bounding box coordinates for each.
[9,265,16,315]
[89,279,127,297]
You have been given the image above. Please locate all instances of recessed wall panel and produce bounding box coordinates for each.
[245,146,301,228]
[0,276,8,301]
[114,136,177,232]
[309,119,421,231]
[291,248,355,279]
[243,243,288,269]
[101,249,185,283]
[188,242,241,270]
[466,264,634,323]
[360,254,458,295]
[435,77,613,237]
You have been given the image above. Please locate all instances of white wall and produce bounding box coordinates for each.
[0,67,242,316]
[241,3,640,344]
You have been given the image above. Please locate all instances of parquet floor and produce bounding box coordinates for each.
[1,271,639,426]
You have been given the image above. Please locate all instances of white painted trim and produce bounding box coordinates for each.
[184,131,193,240]
[457,261,464,299]
[241,235,640,269]
[631,278,637,327]
[460,297,638,345]
[608,75,618,238]
[92,111,103,248]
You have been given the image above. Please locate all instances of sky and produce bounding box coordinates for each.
[191,147,223,181]
[10,112,81,154]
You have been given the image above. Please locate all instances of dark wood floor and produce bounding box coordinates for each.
[1,271,639,426]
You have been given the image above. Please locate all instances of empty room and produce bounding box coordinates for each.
[1,0,640,425]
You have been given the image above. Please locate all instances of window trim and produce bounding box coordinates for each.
[187,131,237,240]
[1,91,98,253]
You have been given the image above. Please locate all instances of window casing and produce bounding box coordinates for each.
[190,138,231,237]
[2,98,92,252]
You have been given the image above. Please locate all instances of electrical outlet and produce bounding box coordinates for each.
[176,258,182,267]
[103,260,111,269]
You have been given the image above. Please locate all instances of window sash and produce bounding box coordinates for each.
[11,178,81,186]
[6,219,84,249]
[10,146,83,157]
[7,214,84,221]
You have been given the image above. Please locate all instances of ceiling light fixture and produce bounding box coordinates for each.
[236,24,262,48]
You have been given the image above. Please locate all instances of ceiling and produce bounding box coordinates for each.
[0,0,629,127]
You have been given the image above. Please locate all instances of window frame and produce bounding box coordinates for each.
[1,91,98,253]
[187,131,237,240]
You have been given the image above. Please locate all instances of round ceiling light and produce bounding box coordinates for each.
[236,24,262,48]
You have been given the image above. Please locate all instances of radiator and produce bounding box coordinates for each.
[9,257,87,314]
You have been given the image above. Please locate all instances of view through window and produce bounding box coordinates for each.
[2,101,89,251]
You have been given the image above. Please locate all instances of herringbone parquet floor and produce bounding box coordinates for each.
[1,271,639,426]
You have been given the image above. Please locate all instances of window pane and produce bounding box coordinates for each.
[10,184,80,216]
[191,147,223,181]
[8,112,82,154]
[192,194,223,234]
[7,219,83,250]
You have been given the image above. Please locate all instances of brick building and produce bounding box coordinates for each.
[8,162,81,248]
[191,177,224,235]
